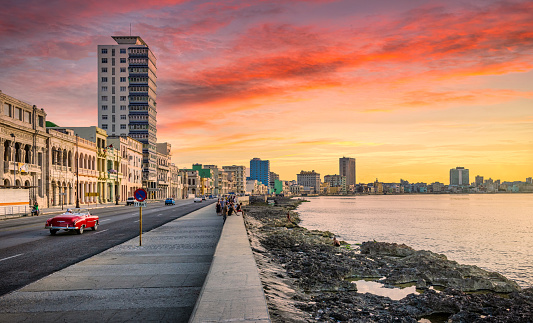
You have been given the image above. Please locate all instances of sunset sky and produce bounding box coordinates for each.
[1,0,532,183]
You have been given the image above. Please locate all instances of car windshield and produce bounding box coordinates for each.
[64,208,89,215]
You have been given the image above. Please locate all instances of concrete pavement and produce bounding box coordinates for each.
[0,204,271,323]
[0,204,222,322]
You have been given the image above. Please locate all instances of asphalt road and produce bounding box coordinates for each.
[0,199,216,297]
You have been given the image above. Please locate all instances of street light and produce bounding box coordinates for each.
[10,133,15,187]
[75,134,80,208]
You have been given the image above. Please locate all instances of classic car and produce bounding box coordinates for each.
[193,197,202,203]
[165,198,175,205]
[45,208,99,235]
[126,197,136,205]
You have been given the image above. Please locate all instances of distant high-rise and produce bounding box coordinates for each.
[297,170,321,193]
[339,157,356,187]
[450,167,469,186]
[97,36,158,190]
[249,158,270,186]
[475,175,484,187]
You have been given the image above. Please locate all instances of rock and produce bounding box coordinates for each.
[360,241,416,257]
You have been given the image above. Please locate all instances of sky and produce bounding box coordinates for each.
[1,0,532,183]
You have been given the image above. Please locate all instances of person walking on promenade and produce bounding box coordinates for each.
[227,203,235,217]
[222,203,228,223]
[215,200,222,216]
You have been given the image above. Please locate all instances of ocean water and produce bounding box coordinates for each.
[297,194,533,288]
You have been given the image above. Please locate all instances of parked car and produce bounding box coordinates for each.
[165,198,175,205]
[45,208,99,235]
[126,197,135,205]
[194,197,202,203]
[201,196,206,201]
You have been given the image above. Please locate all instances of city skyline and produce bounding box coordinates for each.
[1,0,532,183]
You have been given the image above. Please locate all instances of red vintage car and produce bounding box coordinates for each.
[45,208,99,235]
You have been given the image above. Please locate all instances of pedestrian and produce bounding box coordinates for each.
[287,211,291,223]
[236,202,245,216]
[333,236,341,247]
[227,203,234,216]
[222,204,228,223]
[216,201,222,216]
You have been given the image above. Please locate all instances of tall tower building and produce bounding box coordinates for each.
[249,158,270,186]
[339,157,356,187]
[97,36,158,191]
[450,167,469,186]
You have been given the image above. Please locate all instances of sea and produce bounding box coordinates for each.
[297,194,533,288]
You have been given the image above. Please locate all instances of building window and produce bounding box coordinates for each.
[3,103,11,117]
[120,115,126,120]
[120,77,126,82]
[38,115,44,127]
[24,111,31,123]
[120,105,126,110]
[102,115,108,120]
[101,67,107,73]
[112,124,115,132]
[101,96,108,101]
[120,86,126,91]
[101,48,107,54]
[15,107,22,120]
[120,124,127,129]
[120,67,126,73]
[102,105,108,110]
[101,86,107,92]
[112,48,115,56]
[101,77,107,82]
[120,96,127,101]
[101,58,107,63]
[120,58,126,63]
[120,48,126,54]
[112,115,115,122]
[102,124,108,130]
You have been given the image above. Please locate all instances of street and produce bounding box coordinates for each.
[0,199,216,297]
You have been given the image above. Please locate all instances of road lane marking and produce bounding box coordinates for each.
[100,219,111,222]
[0,254,23,262]
[93,229,109,235]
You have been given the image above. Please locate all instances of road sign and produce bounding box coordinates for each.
[134,201,147,208]
[134,188,147,202]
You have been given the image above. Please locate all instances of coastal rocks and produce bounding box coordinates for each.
[361,241,521,293]
[243,200,533,322]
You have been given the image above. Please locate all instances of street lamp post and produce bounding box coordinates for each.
[75,134,80,208]
[10,133,15,187]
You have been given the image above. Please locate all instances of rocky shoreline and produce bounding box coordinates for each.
[243,198,533,322]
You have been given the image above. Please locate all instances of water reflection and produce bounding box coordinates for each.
[352,280,419,301]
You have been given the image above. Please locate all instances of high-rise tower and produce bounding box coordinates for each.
[339,157,356,187]
[249,158,270,187]
[97,36,158,191]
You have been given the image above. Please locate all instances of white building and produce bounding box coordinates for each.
[223,165,247,194]
[297,170,321,193]
[97,36,158,196]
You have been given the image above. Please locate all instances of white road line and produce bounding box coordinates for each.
[0,254,23,263]
[100,219,111,222]
[93,229,109,235]
[134,220,139,223]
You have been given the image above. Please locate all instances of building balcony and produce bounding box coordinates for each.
[4,161,42,174]
[78,169,98,177]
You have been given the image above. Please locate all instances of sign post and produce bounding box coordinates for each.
[134,188,147,246]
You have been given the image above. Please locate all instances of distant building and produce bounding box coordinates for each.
[249,158,270,187]
[222,165,246,194]
[475,175,483,187]
[297,170,321,193]
[324,174,347,193]
[269,171,279,189]
[339,157,356,188]
[450,167,469,186]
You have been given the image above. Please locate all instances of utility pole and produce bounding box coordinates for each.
[76,134,80,208]
[10,133,15,186]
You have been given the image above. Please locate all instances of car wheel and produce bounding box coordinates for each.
[92,222,98,231]
[77,225,85,235]
[50,229,58,235]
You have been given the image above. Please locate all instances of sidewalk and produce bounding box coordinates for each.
[0,204,224,322]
